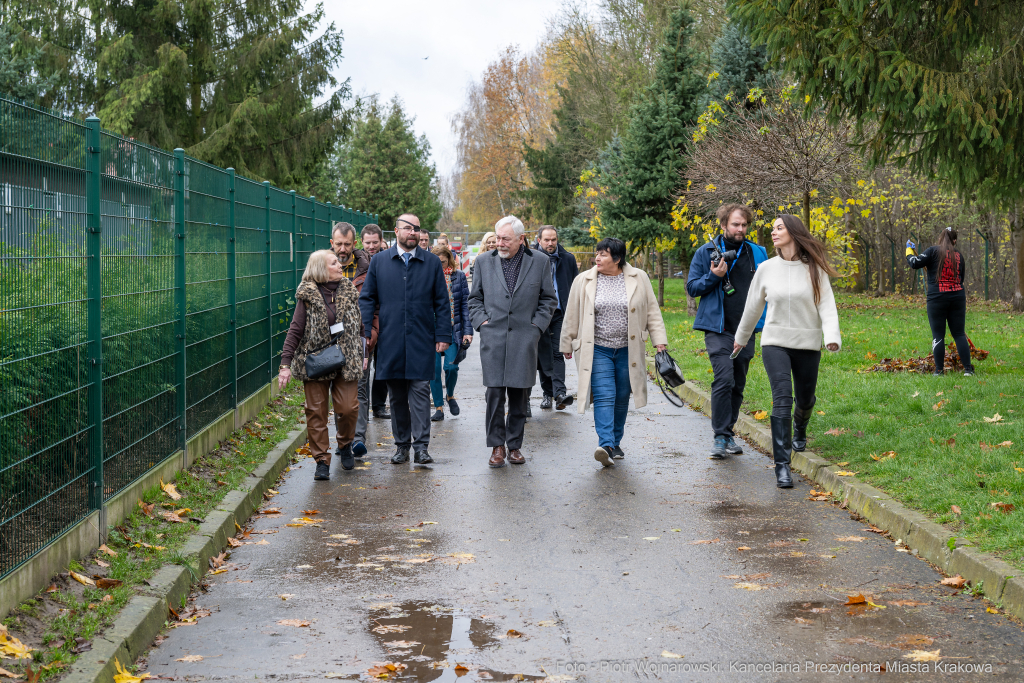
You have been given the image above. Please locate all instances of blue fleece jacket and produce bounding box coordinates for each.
[686,237,768,334]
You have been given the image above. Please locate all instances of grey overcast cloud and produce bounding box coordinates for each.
[319,0,559,177]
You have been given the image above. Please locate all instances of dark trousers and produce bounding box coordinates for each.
[485,386,529,450]
[371,347,388,412]
[387,379,431,452]
[705,330,756,438]
[761,345,821,421]
[537,308,566,397]
[927,293,972,371]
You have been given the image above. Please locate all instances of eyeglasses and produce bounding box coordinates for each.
[396,219,420,230]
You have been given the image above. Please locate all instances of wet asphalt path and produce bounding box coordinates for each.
[145,349,1024,682]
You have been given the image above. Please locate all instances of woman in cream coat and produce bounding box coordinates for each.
[560,238,668,467]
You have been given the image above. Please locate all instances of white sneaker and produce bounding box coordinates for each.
[594,446,613,467]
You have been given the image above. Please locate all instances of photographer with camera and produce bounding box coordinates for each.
[686,204,768,459]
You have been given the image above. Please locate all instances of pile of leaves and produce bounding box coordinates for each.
[866,338,989,373]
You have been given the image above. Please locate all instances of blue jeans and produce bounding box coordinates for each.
[591,344,631,450]
[430,340,460,408]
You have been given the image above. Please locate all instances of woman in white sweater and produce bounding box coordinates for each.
[733,214,841,488]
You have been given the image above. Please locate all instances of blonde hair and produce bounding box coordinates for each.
[432,244,456,269]
[302,249,336,283]
[481,232,496,250]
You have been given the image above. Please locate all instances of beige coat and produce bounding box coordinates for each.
[559,263,668,414]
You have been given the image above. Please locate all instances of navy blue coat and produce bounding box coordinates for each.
[686,237,768,334]
[450,269,471,341]
[359,246,452,381]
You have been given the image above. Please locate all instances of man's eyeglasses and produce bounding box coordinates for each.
[396,219,420,230]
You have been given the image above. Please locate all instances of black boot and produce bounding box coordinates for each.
[771,415,793,488]
[792,399,815,452]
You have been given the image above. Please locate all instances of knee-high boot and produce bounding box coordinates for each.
[771,415,793,488]
[792,397,816,452]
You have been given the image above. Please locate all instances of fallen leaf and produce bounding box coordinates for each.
[537,620,557,627]
[888,600,929,607]
[367,662,407,678]
[911,391,920,397]
[808,489,831,501]
[941,575,966,588]
[753,410,768,420]
[210,552,227,569]
[227,537,242,548]
[302,509,320,515]
[159,479,181,501]
[0,667,17,678]
[863,526,885,534]
[991,502,1015,514]
[0,632,33,659]
[951,505,962,515]
[736,546,752,551]
[113,658,152,682]
[688,538,719,545]
[97,578,123,589]
[844,594,867,605]
[734,582,767,591]
[98,544,117,557]
[642,537,660,541]
[69,571,96,587]
[161,511,185,523]
[506,629,523,638]
[987,607,1000,614]
[983,413,1003,423]
[372,624,412,634]
[454,664,470,673]
[175,655,203,663]
[816,410,825,415]
[138,500,155,517]
[661,650,685,659]
[836,461,849,467]
[824,427,848,436]
[383,640,421,648]
[836,470,857,476]
[903,650,942,662]
[277,619,310,627]
[836,536,867,542]
[95,559,110,568]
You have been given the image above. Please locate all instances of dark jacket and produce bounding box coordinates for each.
[686,237,768,334]
[359,245,452,381]
[348,249,378,351]
[907,246,965,298]
[532,242,580,311]
[450,269,471,340]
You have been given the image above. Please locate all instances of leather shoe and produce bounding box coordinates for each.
[507,448,525,465]
[414,450,434,465]
[314,462,330,480]
[338,444,355,471]
[555,393,574,410]
[373,408,391,419]
[431,408,444,421]
[539,395,553,409]
[488,446,507,468]
[391,447,410,464]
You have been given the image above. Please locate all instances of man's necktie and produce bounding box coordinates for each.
[401,252,411,268]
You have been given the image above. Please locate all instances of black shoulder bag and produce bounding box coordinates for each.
[305,335,346,380]
[654,349,685,407]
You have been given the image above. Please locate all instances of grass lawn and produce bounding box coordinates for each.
[655,278,1024,570]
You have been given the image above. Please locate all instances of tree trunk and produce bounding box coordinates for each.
[1014,232,1024,311]
[803,190,811,233]
[657,250,665,307]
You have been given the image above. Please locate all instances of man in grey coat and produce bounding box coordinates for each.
[468,216,558,468]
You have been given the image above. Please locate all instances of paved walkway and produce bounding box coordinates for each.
[144,348,1024,681]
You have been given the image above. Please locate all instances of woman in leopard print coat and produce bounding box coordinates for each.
[279,250,364,478]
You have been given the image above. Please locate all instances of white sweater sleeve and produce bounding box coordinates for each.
[734,264,768,347]
[817,272,842,350]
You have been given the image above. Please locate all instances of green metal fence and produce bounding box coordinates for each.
[0,95,377,580]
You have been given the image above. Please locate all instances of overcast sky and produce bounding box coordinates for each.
[320,0,560,178]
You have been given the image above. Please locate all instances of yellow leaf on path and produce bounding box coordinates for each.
[0,666,18,678]
[277,619,310,627]
[134,542,167,551]
[176,655,203,662]
[836,536,867,542]
[836,470,857,476]
[159,479,181,501]
[661,650,685,659]
[903,650,942,662]
[98,544,117,557]
[734,582,767,591]
[643,537,660,541]
[987,607,999,614]
[836,461,849,467]
[983,413,1003,423]
[113,658,153,682]
[70,570,96,587]
[736,546,752,551]
[753,410,768,420]
[210,569,227,575]
[278,594,295,600]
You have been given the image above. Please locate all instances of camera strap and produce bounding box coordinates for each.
[717,236,741,296]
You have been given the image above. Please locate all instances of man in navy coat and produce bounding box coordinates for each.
[359,214,452,465]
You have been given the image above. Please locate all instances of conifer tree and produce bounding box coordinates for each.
[326,97,441,232]
[707,22,774,101]
[598,6,704,301]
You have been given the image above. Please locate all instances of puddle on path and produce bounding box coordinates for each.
[365,601,545,682]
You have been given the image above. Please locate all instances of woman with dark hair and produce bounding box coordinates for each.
[430,245,472,420]
[560,237,668,467]
[906,227,974,376]
[733,215,841,488]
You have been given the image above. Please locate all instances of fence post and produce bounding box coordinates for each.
[85,116,104,514]
[326,202,332,245]
[264,181,272,382]
[173,149,188,457]
[309,196,316,259]
[975,229,989,300]
[227,169,237,408]
[290,190,297,294]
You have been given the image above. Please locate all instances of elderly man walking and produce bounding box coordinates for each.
[534,225,579,411]
[360,224,391,420]
[359,214,451,465]
[469,216,558,468]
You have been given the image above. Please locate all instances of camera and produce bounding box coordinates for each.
[711,248,737,265]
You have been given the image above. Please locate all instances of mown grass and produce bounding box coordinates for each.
[0,383,305,679]
[655,279,1024,569]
